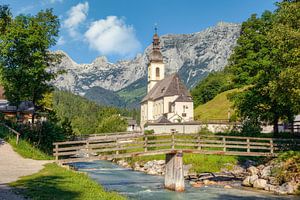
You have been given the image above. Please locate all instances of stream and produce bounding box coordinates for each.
[75,161,297,200]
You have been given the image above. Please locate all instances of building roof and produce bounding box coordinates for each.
[173,95,193,103]
[141,73,191,102]
[155,115,171,124]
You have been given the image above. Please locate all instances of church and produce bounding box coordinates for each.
[140,31,194,128]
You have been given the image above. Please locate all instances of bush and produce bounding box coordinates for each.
[240,118,262,136]
[273,151,300,184]
[96,115,127,133]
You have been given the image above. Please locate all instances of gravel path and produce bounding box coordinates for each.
[0,139,50,200]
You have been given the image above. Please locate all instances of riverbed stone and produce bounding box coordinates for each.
[156,160,165,165]
[264,184,277,192]
[279,182,296,194]
[242,176,252,186]
[249,175,259,185]
[224,185,232,189]
[247,166,259,176]
[268,177,280,186]
[260,166,271,179]
[253,179,267,189]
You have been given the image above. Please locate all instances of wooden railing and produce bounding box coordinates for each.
[53,133,300,164]
[0,123,21,144]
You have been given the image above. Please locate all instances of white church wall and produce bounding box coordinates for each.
[147,101,154,121]
[153,98,164,120]
[140,103,148,126]
[163,96,178,113]
[174,101,194,122]
[146,123,240,134]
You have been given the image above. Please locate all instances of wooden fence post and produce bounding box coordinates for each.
[247,138,250,153]
[270,139,274,154]
[171,132,175,150]
[223,137,226,152]
[197,135,201,150]
[86,140,90,157]
[16,133,20,145]
[55,144,58,162]
[116,138,119,155]
[144,135,148,152]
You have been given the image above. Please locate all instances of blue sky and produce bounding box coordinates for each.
[3,0,277,63]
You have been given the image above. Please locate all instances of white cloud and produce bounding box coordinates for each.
[57,36,66,46]
[84,16,141,57]
[63,2,89,38]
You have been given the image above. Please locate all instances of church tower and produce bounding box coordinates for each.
[147,29,164,92]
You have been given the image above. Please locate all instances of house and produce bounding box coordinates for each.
[140,31,194,128]
[0,85,35,123]
[125,117,140,132]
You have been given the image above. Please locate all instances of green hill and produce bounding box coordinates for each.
[194,89,238,121]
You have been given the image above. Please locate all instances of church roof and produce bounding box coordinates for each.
[155,115,171,124]
[173,95,193,103]
[141,73,191,102]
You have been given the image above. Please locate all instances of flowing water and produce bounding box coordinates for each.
[75,161,297,200]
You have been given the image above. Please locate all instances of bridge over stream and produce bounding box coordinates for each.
[53,132,300,191]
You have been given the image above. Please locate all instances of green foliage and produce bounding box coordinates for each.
[272,151,300,185]
[10,163,125,200]
[0,125,52,160]
[191,71,235,107]
[240,118,262,136]
[144,129,154,135]
[97,115,127,133]
[128,154,237,173]
[8,136,53,160]
[9,121,67,154]
[0,6,60,107]
[227,1,300,133]
[52,91,127,135]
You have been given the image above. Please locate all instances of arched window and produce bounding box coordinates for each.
[156,67,160,78]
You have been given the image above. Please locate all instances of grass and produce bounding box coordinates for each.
[0,125,53,160]
[10,163,125,200]
[194,88,238,121]
[127,153,238,173]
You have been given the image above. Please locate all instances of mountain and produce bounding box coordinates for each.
[84,86,124,107]
[52,22,241,107]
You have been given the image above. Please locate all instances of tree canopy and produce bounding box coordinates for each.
[0,6,60,110]
[227,0,300,133]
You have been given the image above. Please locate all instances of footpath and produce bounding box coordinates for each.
[0,139,49,200]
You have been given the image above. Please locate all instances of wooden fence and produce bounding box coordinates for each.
[0,123,21,144]
[53,133,300,164]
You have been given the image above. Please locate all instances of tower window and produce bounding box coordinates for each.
[156,67,160,78]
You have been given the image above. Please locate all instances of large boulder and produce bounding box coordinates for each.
[277,182,297,195]
[253,179,267,189]
[247,166,259,176]
[242,175,258,187]
[249,175,259,185]
[260,166,272,179]
[264,184,278,192]
[268,177,280,186]
[242,176,252,187]
[231,165,245,176]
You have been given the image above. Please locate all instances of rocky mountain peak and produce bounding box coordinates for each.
[52,22,241,98]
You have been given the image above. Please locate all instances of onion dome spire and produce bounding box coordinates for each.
[150,25,163,62]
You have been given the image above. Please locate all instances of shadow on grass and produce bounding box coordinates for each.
[11,175,80,200]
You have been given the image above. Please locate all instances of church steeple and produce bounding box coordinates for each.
[149,27,163,63]
[147,27,165,92]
